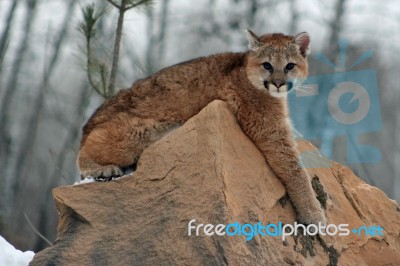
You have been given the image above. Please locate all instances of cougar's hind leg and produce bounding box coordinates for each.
[78,115,154,180]
[78,115,180,180]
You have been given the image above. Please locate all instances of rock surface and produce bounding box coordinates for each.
[30,100,400,265]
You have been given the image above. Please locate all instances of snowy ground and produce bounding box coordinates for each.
[0,235,35,266]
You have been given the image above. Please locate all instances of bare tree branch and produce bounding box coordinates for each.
[107,0,127,96]
[0,0,18,76]
[0,0,18,232]
[328,0,347,55]
[157,0,170,62]
[125,0,151,11]
[12,0,78,208]
[288,0,299,34]
[145,7,155,75]
[0,0,38,225]
[247,0,258,29]
[106,0,120,9]
[24,213,52,247]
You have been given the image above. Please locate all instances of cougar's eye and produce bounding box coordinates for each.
[285,63,296,71]
[262,62,273,71]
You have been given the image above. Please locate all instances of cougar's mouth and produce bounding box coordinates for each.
[264,80,282,93]
[264,80,294,93]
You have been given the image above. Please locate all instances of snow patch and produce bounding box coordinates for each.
[73,176,95,185]
[0,235,35,266]
[73,174,133,185]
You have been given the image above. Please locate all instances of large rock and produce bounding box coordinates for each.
[30,100,400,265]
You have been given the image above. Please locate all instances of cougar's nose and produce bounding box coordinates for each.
[272,80,285,88]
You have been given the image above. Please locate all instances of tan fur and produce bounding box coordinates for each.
[77,31,325,225]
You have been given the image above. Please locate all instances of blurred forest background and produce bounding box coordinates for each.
[0,0,399,253]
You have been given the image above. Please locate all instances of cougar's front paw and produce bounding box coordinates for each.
[81,165,123,181]
[297,202,326,226]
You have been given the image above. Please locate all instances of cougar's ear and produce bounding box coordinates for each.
[245,29,262,52]
[294,32,311,57]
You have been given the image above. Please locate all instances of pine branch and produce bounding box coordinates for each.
[80,0,152,98]
[80,4,108,98]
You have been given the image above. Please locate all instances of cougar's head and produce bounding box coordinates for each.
[245,30,310,98]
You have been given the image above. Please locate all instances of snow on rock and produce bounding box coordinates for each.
[73,173,133,185]
[0,235,35,266]
[73,176,95,185]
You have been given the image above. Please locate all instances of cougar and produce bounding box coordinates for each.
[77,30,325,225]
